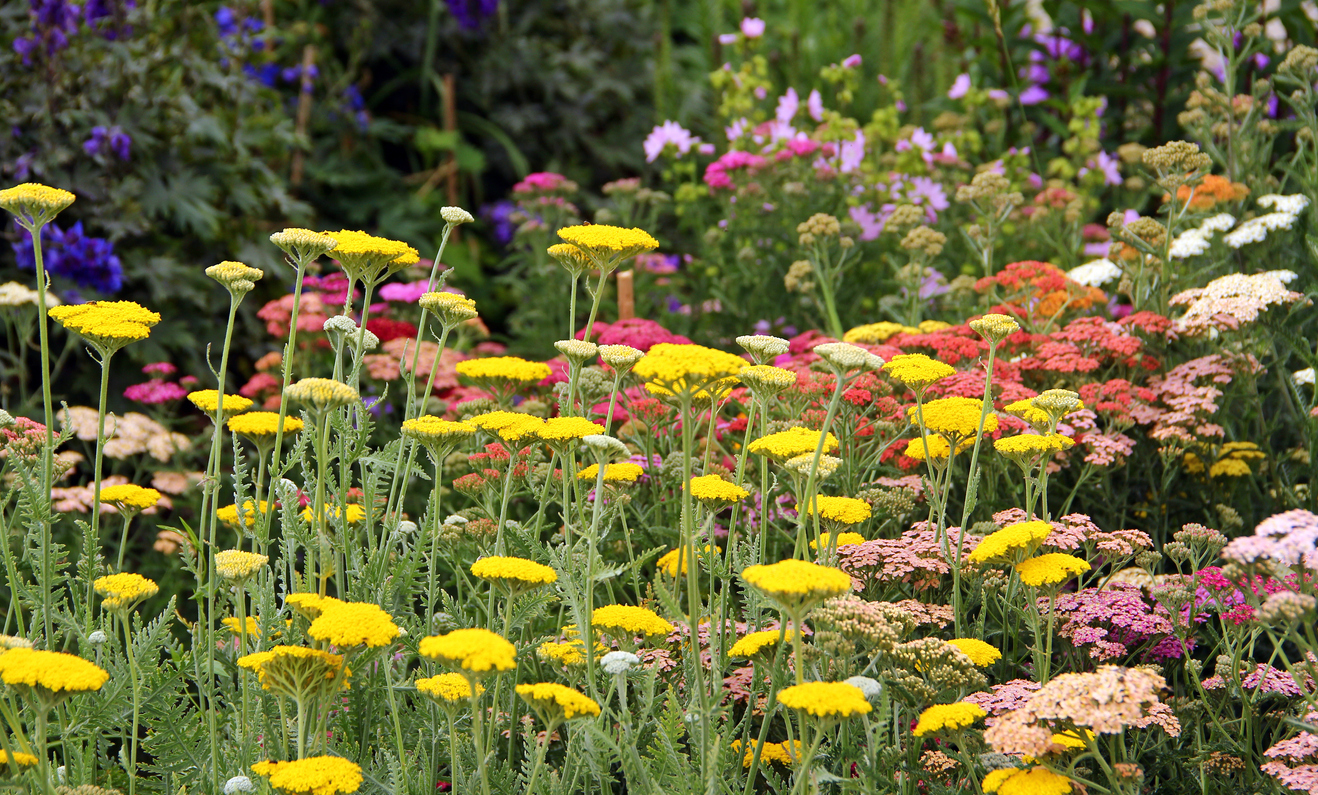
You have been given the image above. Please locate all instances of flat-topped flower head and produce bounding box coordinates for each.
[576,462,644,483]
[946,638,1002,667]
[539,416,605,448]
[470,556,558,590]
[537,640,586,667]
[188,390,254,420]
[633,343,748,398]
[982,767,1072,795]
[214,550,269,581]
[457,356,552,384]
[206,261,264,295]
[416,673,482,709]
[94,573,159,610]
[591,605,674,638]
[809,531,866,550]
[251,756,362,795]
[741,740,803,768]
[547,243,593,278]
[688,474,749,506]
[0,648,109,697]
[728,628,794,659]
[556,224,659,271]
[798,496,872,525]
[0,749,39,770]
[844,321,910,344]
[309,601,401,648]
[299,503,366,525]
[237,646,349,696]
[814,342,884,373]
[98,483,162,513]
[554,339,598,365]
[994,433,1073,465]
[516,682,601,722]
[784,453,843,480]
[270,228,338,263]
[913,702,988,736]
[1031,389,1084,424]
[285,378,359,411]
[747,427,840,463]
[656,545,720,577]
[218,501,271,528]
[419,628,517,675]
[324,229,419,285]
[418,291,478,327]
[1016,553,1091,587]
[883,353,955,393]
[969,520,1053,564]
[738,364,797,397]
[777,681,872,720]
[599,344,644,371]
[736,334,790,362]
[228,412,304,442]
[0,182,76,227]
[908,396,998,442]
[441,206,475,225]
[401,416,476,454]
[49,301,160,355]
[969,313,1021,343]
[742,559,852,612]
[285,593,344,620]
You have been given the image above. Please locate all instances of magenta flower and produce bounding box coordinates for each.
[124,380,189,405]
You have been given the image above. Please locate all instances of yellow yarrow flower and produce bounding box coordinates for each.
[300,503,366,525]
[688,474,749,506]
[844,321,909,343]
[206,260,264,293]
[742,740,803,768]
[903,435,968,462]
[228,412,304,440]
[576,462,644,483]
[0,182,76,226]
[656,545,720,577]
[1003,399,1052,431]
[470,556,558,589]
[994,433,1074,463]
[983,767,1073,795]
[237,646,349,694]
[49,301,160,354]
[308,602,401,648]
[539,416,605,445]
[536,640,586,667]
[882,353,955,391]
[325,229,419,285]
[214,549,269,581]
[516,682,602,721]
[969,313,1021,343]
[0,648,109,695]
[251,756,363,795]
[270,228,338,262]
[217,501,271,528]
[222,616,261,636]
[946,638,1002,667]
[547,242,593,277]
[742,559,852,609]
[456,357,552,384]
[912,702,988,736]
[738,364,798,396]
[809,531,867,550]
[1015,553,1091,587]
[747,427,840,462]
[285,593,343,620]
[968,520,1053,565]
[418,291,479,327]
[797,496,872,525]
[908,396,998,440]
[416,672,483,703]
[187,390,254,419]
[633,343,748,397]
[401,416,476,456]
[0,749,39,769]
[591,605,674,637]
[419,628,517,674]
[285,378,359,411]
[97,483,162,512]
[93,573,159,610]
[777,681,872,719]
[728,628,794,658]
[556,224,659,271]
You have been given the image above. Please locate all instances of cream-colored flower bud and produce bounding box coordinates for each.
[441,206,475,225]
[598,344,644,371]
[968,313,1020,344]
[555,339,598,366]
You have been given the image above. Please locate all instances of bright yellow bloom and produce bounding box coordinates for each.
[809,532,866,550]
[968,521,1053,565]
[539,416,605,444]
[285,593,343,619]
[0,648,109,694]
[1209,458,1252,478]
[418,291,479,326]
[1015,554,1091,587]
[882,353,955,390]
[536,640,586,666]
[49,301,159,352]
[688,475,749,505]
[251,756,363,795]
[308,602,401,647]
[237,646,349,694]
[556,224,659,261]
[0,749,39,768]
[844,321,909,343]
[228,412,304,439]
[324,229,419,284]
[981,769,1018,793]
[0,182,76,223]
[456,357,552,383]
[270,228,338,261]
[222,616,260,635]
[1003,399,1052,430]
[187,390,254,417]
[946,638,1002,667]
[97,483,162,511]
[742,559,852,607]
[728,629,794,658]
[798,496,872,525]
[591,605,674,636]
[419,628,517,674]
[903,435,968,462]
[633,342,748,397]
[300,503,366,525]
[987,767,1073,795]
[742,739,803,768]
[214,550,269,580]
[912,702,988,736]
[491,415,545,442]
[747,427,840,462]
[777,681,872,719]
[470,556,558,588]
[516,682,601,721]
[576,462,644,483]
[217,501,271,527]
[94,573,159,610]
[285,378,359,410]
[908,396,997,440]
[994,433,1074,461]
[656,545,720,577]
[401,416,476,448]
[416,672,483,702]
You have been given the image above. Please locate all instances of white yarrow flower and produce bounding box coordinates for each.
[225,776,255,794]
[600,650,640,674]
[1257,194,1310,215]
[1066,258,1122,287]
[1295,368,1316,388]
[1199,213,1236,234]
[441,206,475,225]
[1169,230,1210,259]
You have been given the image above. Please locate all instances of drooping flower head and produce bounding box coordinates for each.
[251,756,362,795]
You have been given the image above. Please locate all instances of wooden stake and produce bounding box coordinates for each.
[290,45,317,187]
[617,270,635,321]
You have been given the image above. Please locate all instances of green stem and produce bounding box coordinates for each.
[115,514,134,572]
[85,352,114,626]
[469,686,492,795]
[120,613,142,795]
[30,222,56,645]
[383,652,410,788]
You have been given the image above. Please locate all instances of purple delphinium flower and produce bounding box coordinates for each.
[12,220,124,294]
[82,125,132,161]
[480,201,517,246]
[446,0,498,31]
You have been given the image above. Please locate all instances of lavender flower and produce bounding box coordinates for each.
[643,121,700,163]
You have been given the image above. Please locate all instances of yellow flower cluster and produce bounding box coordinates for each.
[798,496,872,525]
[1016,553,1091,587]
[270,228,338,261]
[1186,441,1266,478]
[994,433,1073,460]
[286,593,342,619]
[632,342,748,398]
[946,638,1002,667]
[49,301,160,350]
[982,767,1073,795]
[591,605,674,636]
[228,412,304,439]
[187,390,254,417]
[546,243,592,277]
[742,559,852,606]
[285,378,360,410]
[539,416,605,444]
[419,628,517,674]
[537,640,586,667]
[809,532,866,550]
[214,550,269,580]
[300,503,367,525]
[913,702,988,736]
[470,556,558,587]
[738,364,798,395]
[656,545,720,577]
[416,672,482,702]
[969,313,1022,343]
[97,483,162,511]
[325,229,419,282]
[401,416,476,448]
[418,291,479,326]
[968,520,1053,564]
[93,573,159,609]
[688,475,750,505]
[1003,399,1051,431]
[882,353,955,390]
[904,435,969,462]
[205,260,264,292]
[908,396,997,439]
[728,628,794,658]
[747,427,840,462]
[456,357,552,384]
[217,501,270,527]
[0,749,39,768]
[0,182,76,221]
[0,648,109,694]
[237,646,349,693]
[308,601,401,648]
[222,616,261,635]
[516,682,602,720]
[742,739,803,768]
[251,756,363,795]
[844,321,914,343]
[777,681,872,719]
[576,462,644,483]
[556,224,659,256]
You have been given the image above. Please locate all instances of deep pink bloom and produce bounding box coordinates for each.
[124,381,189,404]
